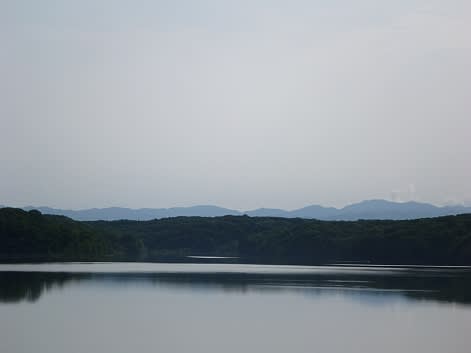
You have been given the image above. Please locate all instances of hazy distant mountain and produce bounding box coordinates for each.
[289,205,339,219]
[21,205,241,221]
[15,200,471,221]
[333,200,471,220]
[245,205,338,218]
[245,208,291,217]
[333,200,441,220]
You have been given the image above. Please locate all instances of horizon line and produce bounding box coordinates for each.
[4,198,471,212]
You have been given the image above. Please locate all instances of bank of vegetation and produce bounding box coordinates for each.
[1,207,470,264]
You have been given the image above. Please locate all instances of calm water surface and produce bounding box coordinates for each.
[1,262,471,353]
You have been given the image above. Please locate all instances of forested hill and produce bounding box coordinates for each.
[0,208,116,261]
[1,207,471,265]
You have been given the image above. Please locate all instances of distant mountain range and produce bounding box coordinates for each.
[2,200,469,221]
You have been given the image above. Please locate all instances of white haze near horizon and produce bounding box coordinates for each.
[1,0,470,210]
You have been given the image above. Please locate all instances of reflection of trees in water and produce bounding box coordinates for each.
[0,272,90,303]
[1,269,471,305]
[139,271,471,305]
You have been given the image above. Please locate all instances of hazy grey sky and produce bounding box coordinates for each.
[1,0,470,210]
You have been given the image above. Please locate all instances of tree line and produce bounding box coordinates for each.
[1,207,470,264]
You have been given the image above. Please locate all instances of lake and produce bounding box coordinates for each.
[1,262,471,353]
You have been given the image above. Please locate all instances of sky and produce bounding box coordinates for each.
[1,0,470,210]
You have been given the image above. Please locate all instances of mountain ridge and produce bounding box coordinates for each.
[6,199,470,221]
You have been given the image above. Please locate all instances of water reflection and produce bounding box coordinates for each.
[0,272,89,303]
[1,264,471,305]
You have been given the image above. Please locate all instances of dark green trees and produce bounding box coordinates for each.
[1,207,470,264]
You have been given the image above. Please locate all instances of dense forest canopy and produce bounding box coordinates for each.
[1,207,470,264]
